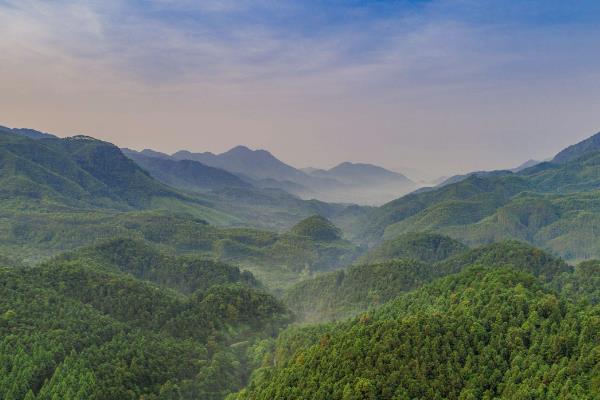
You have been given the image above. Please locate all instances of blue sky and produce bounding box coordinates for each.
[1,0,599,179]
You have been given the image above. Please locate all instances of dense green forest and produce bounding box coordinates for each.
[3,127,600,399]
[234,267,600,400]
[357,232,468,264]
[0,242,290,399]
[357,148,600,260]
[283,241,573,323]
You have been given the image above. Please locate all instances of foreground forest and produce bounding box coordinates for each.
[1,127,600,399]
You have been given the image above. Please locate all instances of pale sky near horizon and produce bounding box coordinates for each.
[1,0,599,180]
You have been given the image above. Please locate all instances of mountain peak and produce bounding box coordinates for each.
[227,145,253,153]
[225,145,273,157]
[553,131,600,164]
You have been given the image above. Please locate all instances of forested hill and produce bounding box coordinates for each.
[234,266,600,400]
[357,141,600,260]
[283,241,572,323]
[123,149,252,192]
[357,232,468,264]
[49,237,260,293]
[0,244,291,400]
[0,130,187,209]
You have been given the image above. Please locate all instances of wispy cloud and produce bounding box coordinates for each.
[0,0,599,175]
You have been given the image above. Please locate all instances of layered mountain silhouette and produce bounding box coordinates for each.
[0,129,184,209]
[123,149,251,192]
[356,130,600,260]
[131,145,416,205]
[307,162,412,186]
[173,145,308,183]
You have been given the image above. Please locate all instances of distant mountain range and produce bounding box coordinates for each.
[415,159,543,194]
[8,121,600,263]
[173,146,308,183]
[125,146,416,205]
[306,162,412,186]
[122,149,252,192]
[353,130,600,260]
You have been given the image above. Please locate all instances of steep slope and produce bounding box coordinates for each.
[435,240,571,282]
[123,150,251,192]
[520,150,600,193]
[172,146,416,205]
[173,145,308,183]
[0,130,187,209]
[359,142,600,259]
[553,131,600,163]
[235,267,600,399]
[512,159,541,172]
[362,174,530,242]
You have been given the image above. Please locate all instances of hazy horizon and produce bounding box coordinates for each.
[1,1,599,180]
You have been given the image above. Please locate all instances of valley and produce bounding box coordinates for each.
[1,124,600,399]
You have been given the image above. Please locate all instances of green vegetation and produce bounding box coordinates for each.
[123,151,251,192]
[50,237,259,293]
[6,128,600,399]
[283,259,433,323]
[0,209,361,290]
[550,260,600,305]
[358,232,468,264]
[0,130,186,210]
[284,241,571,323]
[357,149,600,261]
[435,241,572,282]
[0,241,290,400]
[234,267,600,400]
[288,215,342,241]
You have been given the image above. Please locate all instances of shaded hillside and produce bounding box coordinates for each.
[123,150,251,192]
[0,125,58,140]
[359,139,600,260]
[310,162,413,186]
[0,130,187,209]
[173,145,308,183]
[362,174,530,242]
[553,131,600,163]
